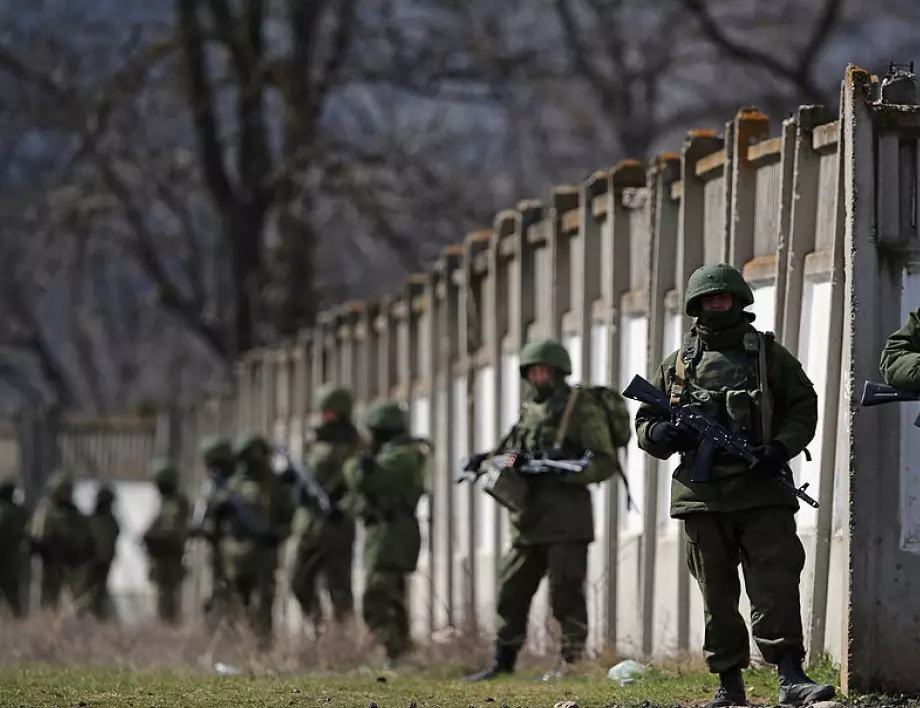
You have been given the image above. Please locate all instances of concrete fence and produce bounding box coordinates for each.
[5,64,920,693]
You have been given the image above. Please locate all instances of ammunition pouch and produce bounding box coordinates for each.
[481,465,527,514]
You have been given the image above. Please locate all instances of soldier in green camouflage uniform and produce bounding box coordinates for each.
[86,484,120,620]
[290,385,361,632]
[193,435,236,629]
[635,263,834,708]
[28,470,93,613]
[343,400,428,666]
[219,432,292,647]
[880,306,920,390]
[0,474,28,617]
[142,459,189,624]
[466,339,622,681]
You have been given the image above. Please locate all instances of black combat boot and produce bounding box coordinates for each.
[777,653,835,706]
[705,668,748,708]
[462,644,518,681]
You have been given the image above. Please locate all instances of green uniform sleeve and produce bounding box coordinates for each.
[564,394,617,486]
[355,444,426,514]
[767,342,818,458]
[635,351,679,460]
[307,441,349,497]
[880,308,920,391]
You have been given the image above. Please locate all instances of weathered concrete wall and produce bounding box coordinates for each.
[8,64,919,692]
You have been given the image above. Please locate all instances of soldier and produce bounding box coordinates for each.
[193,435,236,630]
[28,470,93,613]
[85,483,120,620]
[142,459,189,624]
[220,432,292,648]
[879,306,920,391]
[289,385,361,633]
[464,339,622,682]
[634,263,835,708]
[0,474,28,617]
[343,400,428,668]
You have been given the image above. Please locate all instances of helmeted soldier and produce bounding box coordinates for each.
[465,338,623,681]
[142,458,189,623]
[220,431,292,648]
[343,400,428,668]
[28,470,93,613]
[880,305,920,391]
[193,435,236,629]
[0,474,28,616]
[85,483,119,620]
[634,263,834,708]
[289,384,361,633]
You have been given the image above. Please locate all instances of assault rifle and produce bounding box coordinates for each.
[208,467,276,541]
[859,381,920,427]
[622,374,819,509]
[273,443,337,518]
[456,450,593,484]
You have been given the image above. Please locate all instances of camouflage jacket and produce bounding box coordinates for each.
[0,498,28,560]
[636,321,818,516]
[880,307,920,391]
[28,497,93,566]
[143,492,190,562]
[344,436,427,573]
[499,380,618,545]
[88,510,120,569]
[291,421,362,543]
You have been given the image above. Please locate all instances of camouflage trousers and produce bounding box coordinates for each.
[495,542,588,662]
[203,546,232,631]
[683,507,806,673]
[0,573,23,617]
[155,581,182,624]
[86,563,115,620]
[40,560,89,615]
[362,570,410,661]
[226,567,277,648]
[290,533,354,628]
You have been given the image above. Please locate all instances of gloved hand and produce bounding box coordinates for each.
[648,421,698,451]
[464,452,488,472]
[543,446,569,461]
[260,529,283,546]
[750,441,788,477]
[359,454,376,476]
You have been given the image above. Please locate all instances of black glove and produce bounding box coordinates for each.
[279,467,297,485]
[648,421,698,451]
[750,441,788,477]
[260,529,283,546]
[543,446,568,461]
[359,454,376,476]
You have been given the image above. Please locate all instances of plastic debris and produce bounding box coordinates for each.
[214,662,242,676]
[606,659,647,686]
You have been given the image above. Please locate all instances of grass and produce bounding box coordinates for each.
[0,662,839,708]
[0,613,851,708]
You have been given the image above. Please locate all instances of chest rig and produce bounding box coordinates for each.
[668,329,775,470]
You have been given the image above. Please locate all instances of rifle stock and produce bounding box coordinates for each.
[860,381,920,428]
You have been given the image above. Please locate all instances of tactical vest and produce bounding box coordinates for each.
[668,329,774,469]
[512,386,582,457]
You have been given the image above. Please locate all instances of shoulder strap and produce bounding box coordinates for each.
[669,331,698,407]
[555,386,581,445]
[757,331,774,442]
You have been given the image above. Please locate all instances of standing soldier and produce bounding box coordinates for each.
[0,474,28,617]
[86,483,120,620]
[142,459,189,624]
[880,306,920,390]
[192,435,236,630]
[221,432,292,648]
[464,339,624,681]
[289,385,361,633]
[343,400,428,668]
[28,470,93,613]
[634,263,835,708]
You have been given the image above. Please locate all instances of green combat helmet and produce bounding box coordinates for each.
[46,469,75,501]
[684,263,754,316]
[316,384,354,419]
[198,435,233,466]
[149,458,179,489]
[363,400,409,434]
[518,339,572,379]
[233,431,271,463]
